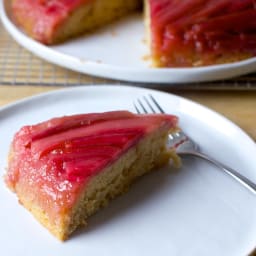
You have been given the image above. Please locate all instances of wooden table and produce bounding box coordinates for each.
[0,85,255,141]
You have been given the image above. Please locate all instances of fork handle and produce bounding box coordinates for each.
[180,151,256,194]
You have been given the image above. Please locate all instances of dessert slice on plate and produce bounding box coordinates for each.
[10,0,256,67]
[5,111,179,240]
[11,0,142,44]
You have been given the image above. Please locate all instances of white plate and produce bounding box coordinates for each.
[1,0,256,84]
[0,85,256,256]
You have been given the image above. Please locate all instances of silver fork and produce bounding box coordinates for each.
[134,94,256,194]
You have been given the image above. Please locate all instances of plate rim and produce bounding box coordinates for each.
[1,0,256,84]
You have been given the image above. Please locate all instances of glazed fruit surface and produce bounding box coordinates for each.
[150,0,256,66]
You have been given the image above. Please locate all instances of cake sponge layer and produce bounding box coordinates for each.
[12,0,142,44]
[12,126,179,240]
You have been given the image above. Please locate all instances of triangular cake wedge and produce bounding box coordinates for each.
[5,111,179,240]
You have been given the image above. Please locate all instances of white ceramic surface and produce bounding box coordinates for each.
[0,85,256,256]
[1,0,256,84]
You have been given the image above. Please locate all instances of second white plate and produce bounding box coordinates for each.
[0,85,256,256]
[1,0,256,84]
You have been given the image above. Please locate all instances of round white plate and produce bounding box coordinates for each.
[1,0,256,84]
[0,85,256,256]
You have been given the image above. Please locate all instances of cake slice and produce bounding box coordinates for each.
[10,0,256,67]
[146,0,256,67]
[11,0,142,44]
[5,111,179,240]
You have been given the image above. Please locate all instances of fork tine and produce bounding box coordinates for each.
[137,99,148,114]
[149,94,165,113]
[134,94,166,115]
[143,96,156,113]
[133,102,141,114]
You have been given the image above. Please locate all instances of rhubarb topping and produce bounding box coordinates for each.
[150,0,256,66]
[6,111,177,217]
[12,0,91,43]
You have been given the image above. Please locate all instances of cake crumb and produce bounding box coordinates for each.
[111,30,117,37]
[142,55,151,61]
[141,37,147,44]
[80,58,87,63]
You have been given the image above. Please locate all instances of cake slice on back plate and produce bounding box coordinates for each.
[11,0,142,44]
[10,0,256,66]
[5,111,179,240]
[146,0,256,67]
